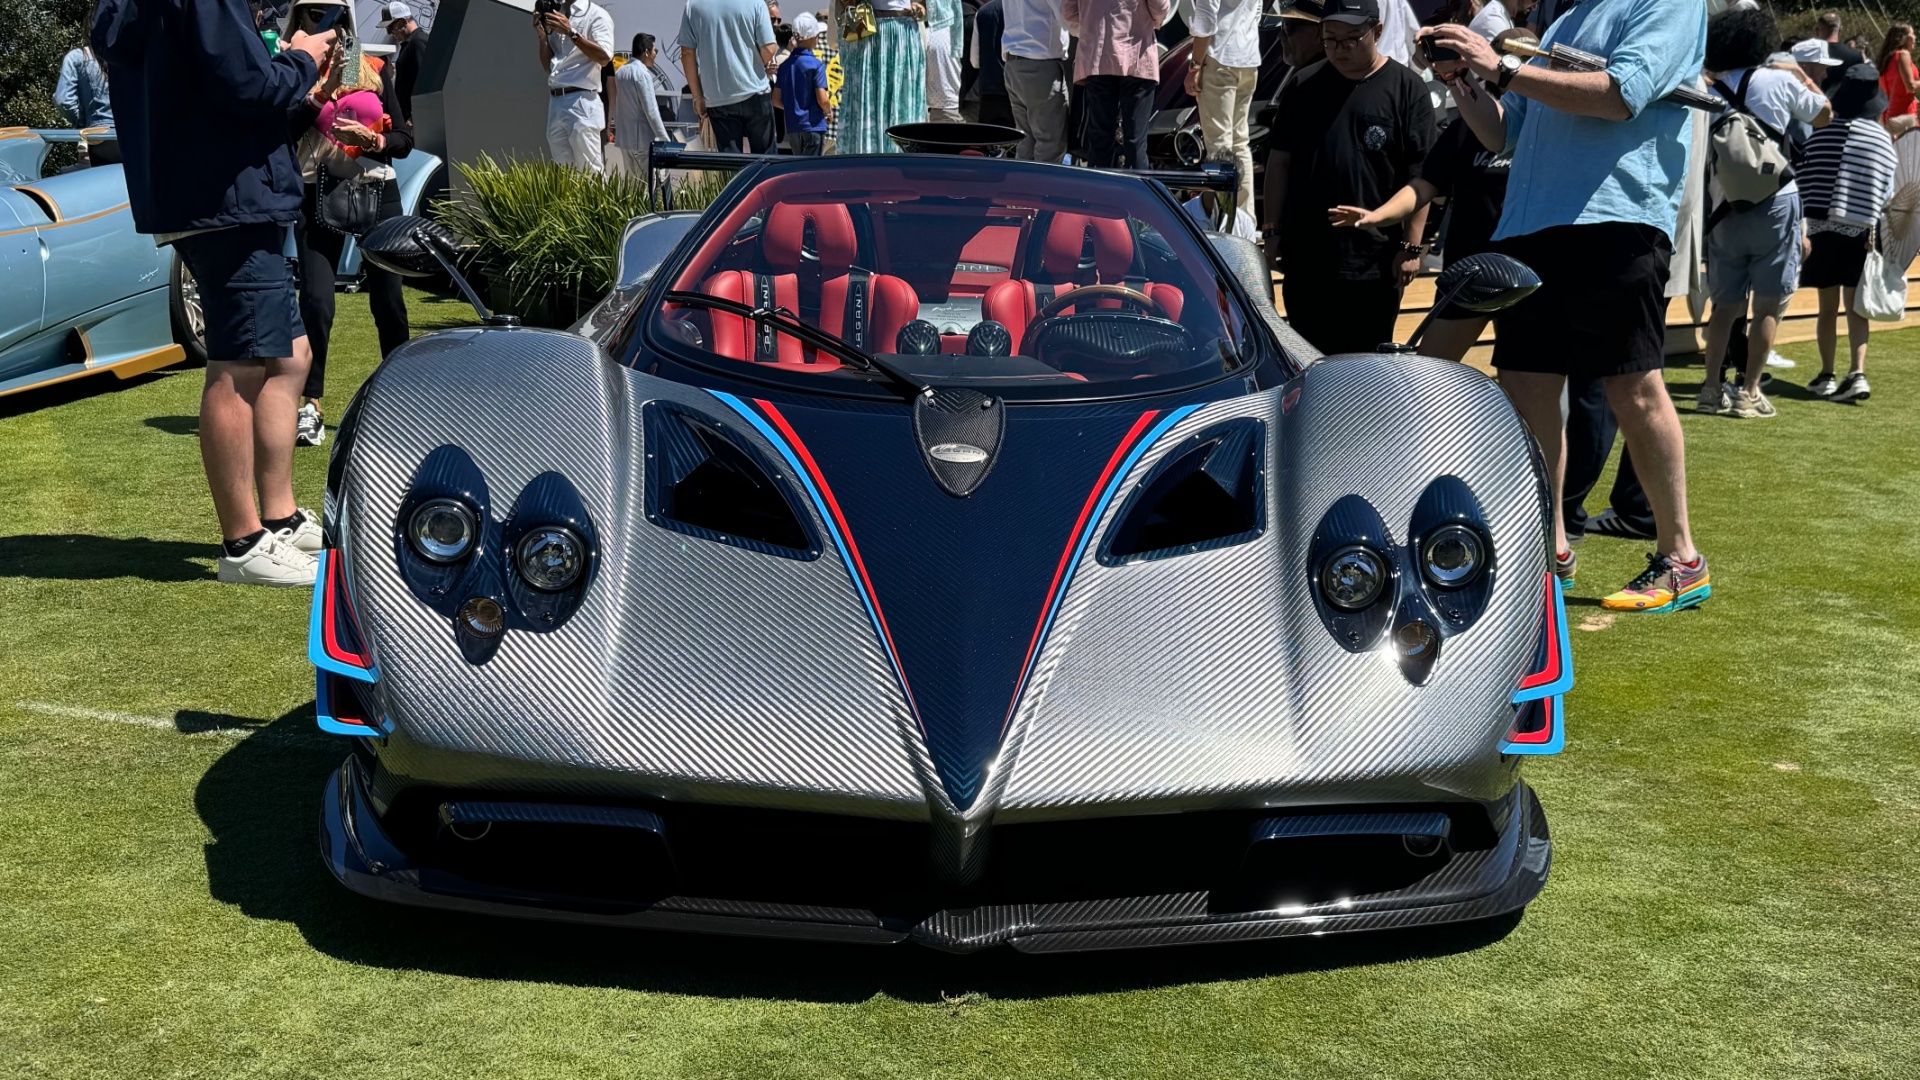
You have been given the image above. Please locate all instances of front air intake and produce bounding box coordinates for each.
[644,403,820,559]
[1101,418,1265,564]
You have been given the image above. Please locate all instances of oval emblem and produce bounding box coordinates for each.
[928,442,989,464]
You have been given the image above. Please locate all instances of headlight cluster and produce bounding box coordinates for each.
[405,499,588,593]
[1320,545,1388,611]
[516,527,585,591]
[1419,524,1486,589]
[409,498,477,563]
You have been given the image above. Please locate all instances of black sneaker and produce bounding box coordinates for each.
[1831,372,1871,403]
[1808,373,1838,398]
[1588,509,1657,541]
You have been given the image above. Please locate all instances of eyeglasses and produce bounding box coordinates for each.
[1321,31,1371,50]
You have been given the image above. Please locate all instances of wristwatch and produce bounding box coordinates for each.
[1400,241,1428,257]
[1495,53,1524,92]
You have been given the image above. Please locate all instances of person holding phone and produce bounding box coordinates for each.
[535,0,616,169]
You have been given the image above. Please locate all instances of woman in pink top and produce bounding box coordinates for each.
[1064,0,1170,167]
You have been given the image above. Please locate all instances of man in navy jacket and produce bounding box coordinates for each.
[93,0,337,587]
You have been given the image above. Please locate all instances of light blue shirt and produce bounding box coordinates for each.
[55,47,113,129]
[1001,0,1069,61]
[676,0,776,108]
[1493,0,1706,242]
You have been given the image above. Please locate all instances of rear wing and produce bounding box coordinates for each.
[0,127,115,183]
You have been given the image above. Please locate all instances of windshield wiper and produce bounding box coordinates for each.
[663,290,929,400]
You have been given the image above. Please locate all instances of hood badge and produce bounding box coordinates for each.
[913,389,1005,498]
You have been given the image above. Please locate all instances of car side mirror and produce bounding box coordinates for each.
[1383,252,1541,355]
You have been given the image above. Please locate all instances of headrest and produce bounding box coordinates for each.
[1042,213,1135,279]
[763,202,859,272]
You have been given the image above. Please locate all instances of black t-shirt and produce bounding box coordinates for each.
[394,32,429,123]
[1421,116,1510,264]
[1825,41,1866,92]
[1275,58,1437,280]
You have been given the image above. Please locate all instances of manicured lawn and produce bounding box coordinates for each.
[1,294,1916,1079]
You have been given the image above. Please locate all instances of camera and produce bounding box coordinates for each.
[535,0,569,14]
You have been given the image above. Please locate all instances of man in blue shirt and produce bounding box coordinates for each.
[1425,0,1712,616]
[774,12,830,154]
[678,0,779,152]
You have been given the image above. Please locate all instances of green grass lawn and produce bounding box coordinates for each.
[2,294,1917,1079]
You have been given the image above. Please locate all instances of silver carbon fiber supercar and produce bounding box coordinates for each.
[313,147,1570,953]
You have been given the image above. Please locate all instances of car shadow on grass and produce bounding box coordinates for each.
[0,534,213,581]
[197,709,1524,1003]
[0,369,180,418]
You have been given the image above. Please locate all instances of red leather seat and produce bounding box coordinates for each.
[981,212,1185,353]
[701,202,920,368]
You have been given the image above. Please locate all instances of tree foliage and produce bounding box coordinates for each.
[0,0,92,129]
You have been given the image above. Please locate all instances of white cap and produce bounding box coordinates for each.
[791,11,823,39]
[1791,38,1842,65]
[381,2,413,25]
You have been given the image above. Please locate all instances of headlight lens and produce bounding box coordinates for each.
[517,527,585,591]
[1421,524,1485,587]
[1321,545,1388,611]
[409,498,477,564]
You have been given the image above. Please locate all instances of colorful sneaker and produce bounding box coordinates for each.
[1729,387,1777,419]
[1808,373,1838,398]
[1696,382,1730,415]
[1601,552,1711,614]
[296,401,326,447]
[1831,372,1871,403]
[1554,548,1577,587]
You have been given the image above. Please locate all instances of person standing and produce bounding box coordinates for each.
[535,0,615,169]
[1270,0,1436,354]
[680,0,779,151]
[1815,10,1865,93]
[1877,23,1917,136]
[1187,0,1261,222]
[1001,0,1071,161]
[1697,6,1830,420]
[927,0,966,123]
[54,36,117,166]
[1425,0,1709,613]
[1261,0,1328,263]
[379,3,429,124]
[775,13,832,153]
[834,0,928,153]
[1064,0,1170,169]
[612,34,673,175]
[1798,63,1898,404]
[92,0,335,586]
[969,0,1014,127]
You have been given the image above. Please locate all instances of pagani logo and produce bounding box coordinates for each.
[928,443,989,464]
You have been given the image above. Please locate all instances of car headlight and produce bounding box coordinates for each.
[1421,524,1485,588]
[1321,545,1388,611]
[516,527,585,592]
[408,498,477,564]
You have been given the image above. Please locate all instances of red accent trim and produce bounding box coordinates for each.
[324,674,373,728]
[1516,572,1562,692]
[753,399,917,718]
[1003,410,1160,729]
[321,551,373,670]
[1506,695,1557,745]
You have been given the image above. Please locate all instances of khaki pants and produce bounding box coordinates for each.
[1198,58,1257,223]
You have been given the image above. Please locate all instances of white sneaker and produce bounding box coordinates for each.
[277,508,324,554]
[1765,351,1796,369]
[217,533,317,587]
[296,402,326,447]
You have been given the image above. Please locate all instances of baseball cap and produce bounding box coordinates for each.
[1320,0,1379,26]
[1790,38,1842,66]
[1277,0,1325,22]
[380,2,412,26]
[791,11,823,39]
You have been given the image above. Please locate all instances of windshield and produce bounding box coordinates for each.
[651,160,1253,397]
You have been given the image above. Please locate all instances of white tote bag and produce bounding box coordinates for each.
[1854,227,1908,322]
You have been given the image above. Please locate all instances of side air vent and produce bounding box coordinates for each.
[1100,418,1265,565]
[644,403,820,559]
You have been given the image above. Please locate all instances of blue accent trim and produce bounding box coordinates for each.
[1510,573,1573,704]
[1009,404,1201,710]
[308,550,378,684]
[706,391,912,700]
[1502,696,1566,755]
[315,668,381,738]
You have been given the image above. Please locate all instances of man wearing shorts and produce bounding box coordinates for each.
[93,0,333,586]
[1425,0,1711,615]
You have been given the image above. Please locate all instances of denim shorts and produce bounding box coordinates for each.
[174,222,306,363]
[1706,189,1803,311]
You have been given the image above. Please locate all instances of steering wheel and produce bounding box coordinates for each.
[1032,284,1170,322]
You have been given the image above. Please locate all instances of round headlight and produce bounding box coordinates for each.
[1321,545,1388,611]
[1421,524,1485,587]
[517,527,585,592]
[409,498,477,564]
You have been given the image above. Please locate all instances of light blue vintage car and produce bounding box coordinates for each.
[0,128,441,402]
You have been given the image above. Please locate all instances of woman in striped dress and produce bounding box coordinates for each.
[835,0,928,153]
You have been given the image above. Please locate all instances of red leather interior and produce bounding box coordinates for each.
[698,202,920,367]
[984,212,1186,353]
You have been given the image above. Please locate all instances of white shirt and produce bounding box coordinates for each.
[1189,0,1260,70]
[548,0,615,90]
[1468,2,1514,42]
[1001,0,1070,60]
[1715,66,1830,196]
[1376,0,1420,68]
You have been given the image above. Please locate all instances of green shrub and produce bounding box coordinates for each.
[433,154,724,325]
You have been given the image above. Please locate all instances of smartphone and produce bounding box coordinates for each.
[1422,37,1460,64]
